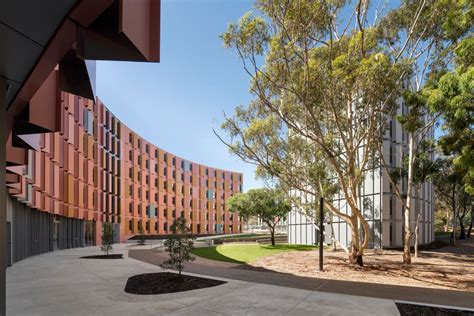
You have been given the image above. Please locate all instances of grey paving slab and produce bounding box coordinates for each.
[7,244,400,316]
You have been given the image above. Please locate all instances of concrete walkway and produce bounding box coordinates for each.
[7,244,400,315]
[130,248,474,310]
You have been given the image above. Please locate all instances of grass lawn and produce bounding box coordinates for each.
[192,244,317,264]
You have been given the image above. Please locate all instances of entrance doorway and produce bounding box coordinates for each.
[53,217,60,250]
[7,222,11,266]
[85,221,95,246]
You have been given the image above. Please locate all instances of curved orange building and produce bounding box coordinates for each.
[6,71,243,264]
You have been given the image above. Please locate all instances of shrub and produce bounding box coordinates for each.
[160,218,195,277]
[101,223,114,255]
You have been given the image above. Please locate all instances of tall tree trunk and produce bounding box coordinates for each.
[459,220,466,240]
[467,218,472,238]
[414,185,421,258]
[451,181,457,246]
[348,217,363,266]
[458,206,467,240]
[445,210,450,232]
[270,226,275,246]
[330,214,337,251]
[403,134,415,264]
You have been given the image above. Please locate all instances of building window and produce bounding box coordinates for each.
[129,150,133,161]
[155,149,158,158]
[163,153,167,162]
[145,144,149,154]
[129,202,133,214]
[154,222,158,231]
[129,220,133,231]
[205,168,209,176]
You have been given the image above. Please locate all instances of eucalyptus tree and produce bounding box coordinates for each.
[427,36,474,195]
[218,0,471,266]
[218,1,412,266]
[389,141,440,257]
[433,159,473,244]
[377,0,471,263]
[226,188,291,245]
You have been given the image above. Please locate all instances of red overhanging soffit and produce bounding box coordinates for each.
[6,0,161,187]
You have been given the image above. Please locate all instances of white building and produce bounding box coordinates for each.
[288,105,435,248]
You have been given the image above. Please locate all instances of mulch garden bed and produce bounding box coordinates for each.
[124,272,226,295]
[396,302,474,316]
[80,254,123,259]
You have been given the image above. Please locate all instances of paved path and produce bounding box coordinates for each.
[7,244,401,315]
[130,248,474,310]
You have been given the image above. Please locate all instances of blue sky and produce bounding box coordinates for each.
[96,0,262,191]
[96,0,437,192]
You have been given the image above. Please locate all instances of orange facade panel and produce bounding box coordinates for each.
[9,85,243,242]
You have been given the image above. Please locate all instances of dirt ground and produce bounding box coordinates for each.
[248,239,474,291]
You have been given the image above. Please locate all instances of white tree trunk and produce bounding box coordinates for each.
[330,214,337,251]
[403,134,415,264]
[414,185,421,258]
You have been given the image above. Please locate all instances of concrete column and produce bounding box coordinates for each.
[0,77,7,315]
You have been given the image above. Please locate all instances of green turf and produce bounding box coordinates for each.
[192,244,317,264]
